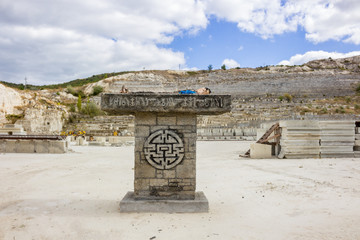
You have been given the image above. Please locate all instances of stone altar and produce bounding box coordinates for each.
[101,93,231,212]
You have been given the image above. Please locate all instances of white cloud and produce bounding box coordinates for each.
[1,0,360,84]
[278,51,360,66]
[238,46,244,51]
[222,59,240,68]
[203,0,360,44]
[0,0,207,84]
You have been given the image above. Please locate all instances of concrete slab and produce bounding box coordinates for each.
[34,140,49,153]
[250,143,272,159]
[16,140,35,153]
[120,191,209,213]
[48,141,67,153]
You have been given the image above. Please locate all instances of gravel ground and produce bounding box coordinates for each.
[0,141,360,240]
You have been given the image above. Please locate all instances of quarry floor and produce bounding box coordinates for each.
[0,141,360,240]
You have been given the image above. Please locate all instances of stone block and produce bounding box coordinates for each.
[176,161,196,179]
[320,141,354,146]
[134,162,156,178]
[157,116,176,125]
[280,120,320,128]
[149,178,169,187]
[135,112,157,125]
[0,140,5,153]
[163,170,176,178]
[77,137,86,146]
[16,140,35,153]
[321,146,354,152]
[280,140,319,146]
[355,134,360,140]
[134,179,150,191]
[94,137,106,143]
[135,126,150,137]
[234,128,243,136]
[34,140,49,153]
[120,191,209,213]
[5,140,16,153]
[49,141,67,153]
[101,93,232,115]
[177,114,196,125]
[88,142,106,146]
[355,140,360,146]
[250,143,272,159]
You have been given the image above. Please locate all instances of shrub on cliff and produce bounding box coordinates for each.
[80,101,103,117]
[92,85,103,96]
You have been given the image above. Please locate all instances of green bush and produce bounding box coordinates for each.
[5,114,24,124]
[67,85,76,96]
[92,85,103,96]
[77,95,82,112]
[221,64,226,70]
[80,102,103,117]
[284,93,293,102]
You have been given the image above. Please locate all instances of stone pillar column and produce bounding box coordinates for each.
[101,93,231,213]
[134,112,197,200]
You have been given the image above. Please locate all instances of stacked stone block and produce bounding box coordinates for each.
[0,139,67,153]
[134,112,196,200]
[0,124,27,135]
[279,120,320,159]
[319,121,355,158]
[354,126,360,158]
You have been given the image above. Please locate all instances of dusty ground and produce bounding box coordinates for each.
[0,141,360,240]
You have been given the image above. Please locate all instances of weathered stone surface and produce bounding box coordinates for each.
[102,93,229,209]
[250,143,272,159]
[34,140,49,153]
[16,140,35,153]
[120,191,209,213]
[134,112,197,200]
[101,93,231,115]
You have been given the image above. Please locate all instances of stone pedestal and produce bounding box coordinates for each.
[101,93,231,212]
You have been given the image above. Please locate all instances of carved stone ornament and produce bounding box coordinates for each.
[144,129,184,170]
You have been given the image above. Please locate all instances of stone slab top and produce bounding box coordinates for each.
[101,93,231,115]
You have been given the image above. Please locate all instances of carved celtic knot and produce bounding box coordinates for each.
[144,129,184,170]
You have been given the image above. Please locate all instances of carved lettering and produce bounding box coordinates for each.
[105,95,229,111]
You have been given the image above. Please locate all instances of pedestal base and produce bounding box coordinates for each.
[120,191,209,213]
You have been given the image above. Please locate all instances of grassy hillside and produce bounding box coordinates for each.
[0,71,134,90]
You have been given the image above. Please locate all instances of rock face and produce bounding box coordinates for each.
[0,84,24,123]
[16,108,66,134]
[0,83,68,134]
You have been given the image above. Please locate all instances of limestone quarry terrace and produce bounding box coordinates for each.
[0,55,360,136]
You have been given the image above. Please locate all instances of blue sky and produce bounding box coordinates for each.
[169,18,360,69]
[0,0,360,84]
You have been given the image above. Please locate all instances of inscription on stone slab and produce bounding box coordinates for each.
[144,129,184,170]
[101,93,231,114]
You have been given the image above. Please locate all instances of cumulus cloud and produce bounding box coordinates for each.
[1,0,360,84]
[222,59,240,68]
[0,0,207,84]
[203,0,360,44]
[278,51,360,66]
